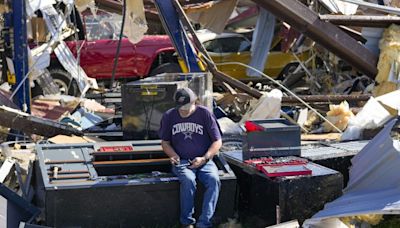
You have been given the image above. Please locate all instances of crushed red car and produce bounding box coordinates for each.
[49,11,179,96]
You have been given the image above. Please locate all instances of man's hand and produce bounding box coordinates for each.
[170,155,180,165]
[189,157,207,169]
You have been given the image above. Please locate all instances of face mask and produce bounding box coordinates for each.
[179,103,195,111]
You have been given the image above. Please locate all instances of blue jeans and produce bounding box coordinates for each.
[173,159,221,228]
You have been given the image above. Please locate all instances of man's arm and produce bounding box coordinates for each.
[161,140,180,165]
[189,139,222,168]
[204,139,222,161]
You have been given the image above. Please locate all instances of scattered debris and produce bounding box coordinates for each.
[2,0,400,227]
[0,105,82,137]
[341,97,392,141]
[240,89,282,123]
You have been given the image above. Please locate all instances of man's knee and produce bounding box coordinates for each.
[204,174,220,189]
[181,174,197,188]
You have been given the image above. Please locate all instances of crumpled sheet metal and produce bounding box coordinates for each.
[304,119,400,227]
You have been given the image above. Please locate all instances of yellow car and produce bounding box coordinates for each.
[197,30,310,80]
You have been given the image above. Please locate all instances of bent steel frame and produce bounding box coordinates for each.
[252,0,378,79]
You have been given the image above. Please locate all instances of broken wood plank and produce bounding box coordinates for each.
[252,0,378,78]
[0,105,82,137]
[301,133,342,141]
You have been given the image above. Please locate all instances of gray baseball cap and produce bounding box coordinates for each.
[174,87,197,108]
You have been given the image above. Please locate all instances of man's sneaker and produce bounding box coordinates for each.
[181,224,194,228]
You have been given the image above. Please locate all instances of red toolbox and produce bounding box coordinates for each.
[245,156,311,177]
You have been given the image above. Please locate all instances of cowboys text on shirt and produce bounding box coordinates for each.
[172,122,204,136]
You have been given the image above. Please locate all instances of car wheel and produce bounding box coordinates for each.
[149,63,182,76]
[278,63,300,80]
[49,68,81,97]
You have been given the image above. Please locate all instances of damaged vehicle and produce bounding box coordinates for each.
[197,29,311,81]
[49,10,177,96]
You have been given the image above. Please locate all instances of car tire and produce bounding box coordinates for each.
[278,63,300,80]
[149,62,182,76]
[49,68,81,97]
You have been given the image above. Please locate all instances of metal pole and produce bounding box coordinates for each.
[12,0,30,113]
[282,94,371,103]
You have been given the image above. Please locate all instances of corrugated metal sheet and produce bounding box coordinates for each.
[304,119,400,227]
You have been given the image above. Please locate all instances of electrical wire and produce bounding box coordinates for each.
[109,0,127,90]
[202,58,343,133]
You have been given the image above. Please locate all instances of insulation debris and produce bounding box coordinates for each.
[323,101,354,133]
[374,24,400,96]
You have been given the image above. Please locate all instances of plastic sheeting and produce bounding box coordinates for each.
[239,89,282,123]
[341,97,392,141]
[186,0,238,34]
[26,0,56,17]
[246,9,275,77]
[304,119,400,227]
[123,0,148,44]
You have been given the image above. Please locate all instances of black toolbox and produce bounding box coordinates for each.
[242,118,301,160]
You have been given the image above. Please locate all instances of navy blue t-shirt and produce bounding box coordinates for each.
[159,105,222,160]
